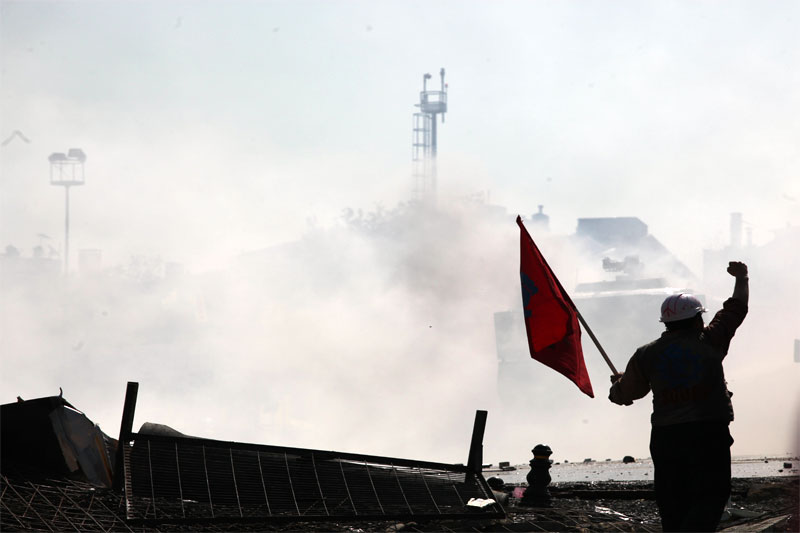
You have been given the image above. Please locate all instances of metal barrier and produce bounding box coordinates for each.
[123,433,503,524]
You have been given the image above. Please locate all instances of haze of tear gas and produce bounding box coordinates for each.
[1,1,799,463]
[2,200,798,465]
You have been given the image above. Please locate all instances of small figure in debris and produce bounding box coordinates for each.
[521,444,553,506]
[486,477,509,507]
[609,261,749,532]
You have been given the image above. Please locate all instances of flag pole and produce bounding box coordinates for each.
[522,218,620,375]
[575,310,619,375]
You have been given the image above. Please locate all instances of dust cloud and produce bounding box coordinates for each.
[2,1,798,467]
[2,196,798,465]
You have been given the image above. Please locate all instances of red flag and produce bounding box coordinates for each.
[517,215,594,398]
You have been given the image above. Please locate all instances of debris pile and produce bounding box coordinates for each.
[2,388,796,532]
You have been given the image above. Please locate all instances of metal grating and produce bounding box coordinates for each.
[123,433,503,524]
[0,473,135,532]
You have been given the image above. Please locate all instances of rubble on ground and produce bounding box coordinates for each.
[3,474,796,531]
[2,389,796,532]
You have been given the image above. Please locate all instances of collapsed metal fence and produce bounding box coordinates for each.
[123,432,503,524]
[0,473,134,533]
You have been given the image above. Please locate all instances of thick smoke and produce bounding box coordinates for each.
[4,196,797,466]
[2,1,798,467]
[1,200,512,463]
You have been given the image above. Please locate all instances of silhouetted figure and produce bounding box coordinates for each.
[609,262,749,532]
[520,444,552,506]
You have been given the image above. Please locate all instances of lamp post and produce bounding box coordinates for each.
[49,149,86,275]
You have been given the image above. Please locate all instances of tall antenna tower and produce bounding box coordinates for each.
[49,148,86,275]
[412,68,447,202]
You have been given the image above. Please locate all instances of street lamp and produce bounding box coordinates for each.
[49,148,86,275]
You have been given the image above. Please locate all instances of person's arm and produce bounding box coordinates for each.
[728,261,748,305]
[703,261,748,355]
[609,352,650,406]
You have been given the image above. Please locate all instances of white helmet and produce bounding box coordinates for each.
[659,293,707,323]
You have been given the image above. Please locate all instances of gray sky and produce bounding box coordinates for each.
[1,1,799,463]
[3,0,798,270]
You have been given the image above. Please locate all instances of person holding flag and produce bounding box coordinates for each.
[518,214,749,531]
[609,262,749,532]
[517,216,597,397]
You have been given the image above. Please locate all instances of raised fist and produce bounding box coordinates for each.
[727,261,748,278]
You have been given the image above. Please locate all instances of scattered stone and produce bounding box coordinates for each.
[783,462,792,469]
[583,458,593,463]
[487,476,504,490]
[623,455,636,464]
[746,483,790,502]
[510,478,795,532]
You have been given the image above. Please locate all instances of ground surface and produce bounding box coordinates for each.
[2,474,797,531]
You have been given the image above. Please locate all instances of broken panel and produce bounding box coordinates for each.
[123,432,503,524]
